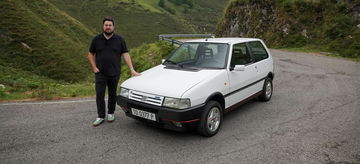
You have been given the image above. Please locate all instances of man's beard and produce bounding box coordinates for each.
[103,30,113,36]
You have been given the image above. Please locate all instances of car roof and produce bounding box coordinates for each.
[183,37,261,44]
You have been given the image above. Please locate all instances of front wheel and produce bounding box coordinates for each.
[259,77,273,101]
[197,101,223,137]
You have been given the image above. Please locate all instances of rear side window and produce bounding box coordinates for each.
[249,41,268,62]
[230,43,252,67]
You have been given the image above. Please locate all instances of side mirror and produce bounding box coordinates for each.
[162,59,165,63]
[234,65,245,71]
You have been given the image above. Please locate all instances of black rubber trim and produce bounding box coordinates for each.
[224,77,267,98]
[224,91,262,113]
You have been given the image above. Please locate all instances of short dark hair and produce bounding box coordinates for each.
[103,17,114,26]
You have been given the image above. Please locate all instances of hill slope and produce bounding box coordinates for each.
[48,0,196,48]
[216,0,360,58]
[0,0,230,100]
[0,0,95,82]
[49,0,230,47]
[151,0,230,33]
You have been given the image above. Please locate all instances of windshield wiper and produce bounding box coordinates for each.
[164,59,183,68]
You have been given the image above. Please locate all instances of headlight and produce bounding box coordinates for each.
[163,97,191,109]
[120,88,129,98]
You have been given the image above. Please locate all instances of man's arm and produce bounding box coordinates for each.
[122,53,140,76]
[88,52,100,73]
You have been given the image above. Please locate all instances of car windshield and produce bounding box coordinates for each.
[164,42,229,69]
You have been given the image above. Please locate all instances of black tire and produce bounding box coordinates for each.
[259,77,273,102]
[197,101,223,137]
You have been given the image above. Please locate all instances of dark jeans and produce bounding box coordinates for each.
[95,72,120,118]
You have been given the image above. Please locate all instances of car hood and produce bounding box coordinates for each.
[121,65,222,98]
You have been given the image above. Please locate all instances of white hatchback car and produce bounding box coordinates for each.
[117,38,274,137]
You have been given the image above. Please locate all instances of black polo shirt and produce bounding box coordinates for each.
[89,33,128,76]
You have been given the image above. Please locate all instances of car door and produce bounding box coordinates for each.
[248,41,272,89]
[226,42,260,108]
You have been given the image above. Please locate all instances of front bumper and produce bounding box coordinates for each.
[116,96,205,131]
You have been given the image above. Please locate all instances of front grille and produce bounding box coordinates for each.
[128,90,164,106]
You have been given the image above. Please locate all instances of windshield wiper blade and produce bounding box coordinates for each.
[164,59,177,65]
[164,59,183,68]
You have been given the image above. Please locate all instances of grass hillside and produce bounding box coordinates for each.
[216,0,360,59]
[0,41,175,100]
[48,0,195,48]
[0,0,95,83]
[0,0,96,100]
[49,0,230,47]
[0,0,229,101]
[153,0,230,33]
[181,0,230,32]
[120,41,175,80]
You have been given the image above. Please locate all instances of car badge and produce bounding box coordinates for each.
[142,96,147,101]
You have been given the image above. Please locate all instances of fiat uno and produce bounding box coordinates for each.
[117,38,274,137]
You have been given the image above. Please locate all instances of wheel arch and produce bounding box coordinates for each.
[267,72,274,80]
[205,92,225,112]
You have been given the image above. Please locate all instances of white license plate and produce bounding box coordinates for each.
[131,108,156,121]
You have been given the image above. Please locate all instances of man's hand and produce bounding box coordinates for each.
[122,53,140,77]
[131,69,141,76]
[93,67,100,73]
[88,52,100,73]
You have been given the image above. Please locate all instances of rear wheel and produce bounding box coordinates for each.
[259,77,273,101]
[197,101,223,137]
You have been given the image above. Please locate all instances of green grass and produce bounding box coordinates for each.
[0,63,94,101]
[156,0,230,33]
[49,0,230,46]
[0,0,229,101]
[0,82,95,101]
[48,0,196,48]
[0,0,95,83]
[0,41,176,101]
[120,40,176,82]
[137,0,164,13]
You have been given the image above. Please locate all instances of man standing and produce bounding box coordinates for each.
[88,17,140,126]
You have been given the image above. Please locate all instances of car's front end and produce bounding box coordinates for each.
[116,41,230,131]
[117,89,205,131]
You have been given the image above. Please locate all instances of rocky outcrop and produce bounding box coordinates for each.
[217,0,275,38]
[216,0,360,58]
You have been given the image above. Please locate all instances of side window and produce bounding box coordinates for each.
[230,43,252,67]
[249,41,268,62]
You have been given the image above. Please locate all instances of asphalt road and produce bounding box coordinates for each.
[1,50,359,163]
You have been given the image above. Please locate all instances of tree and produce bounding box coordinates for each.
[158,0,165,7]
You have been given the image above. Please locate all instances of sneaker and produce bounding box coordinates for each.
[107,114,115,122]
[93,118,104,126]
